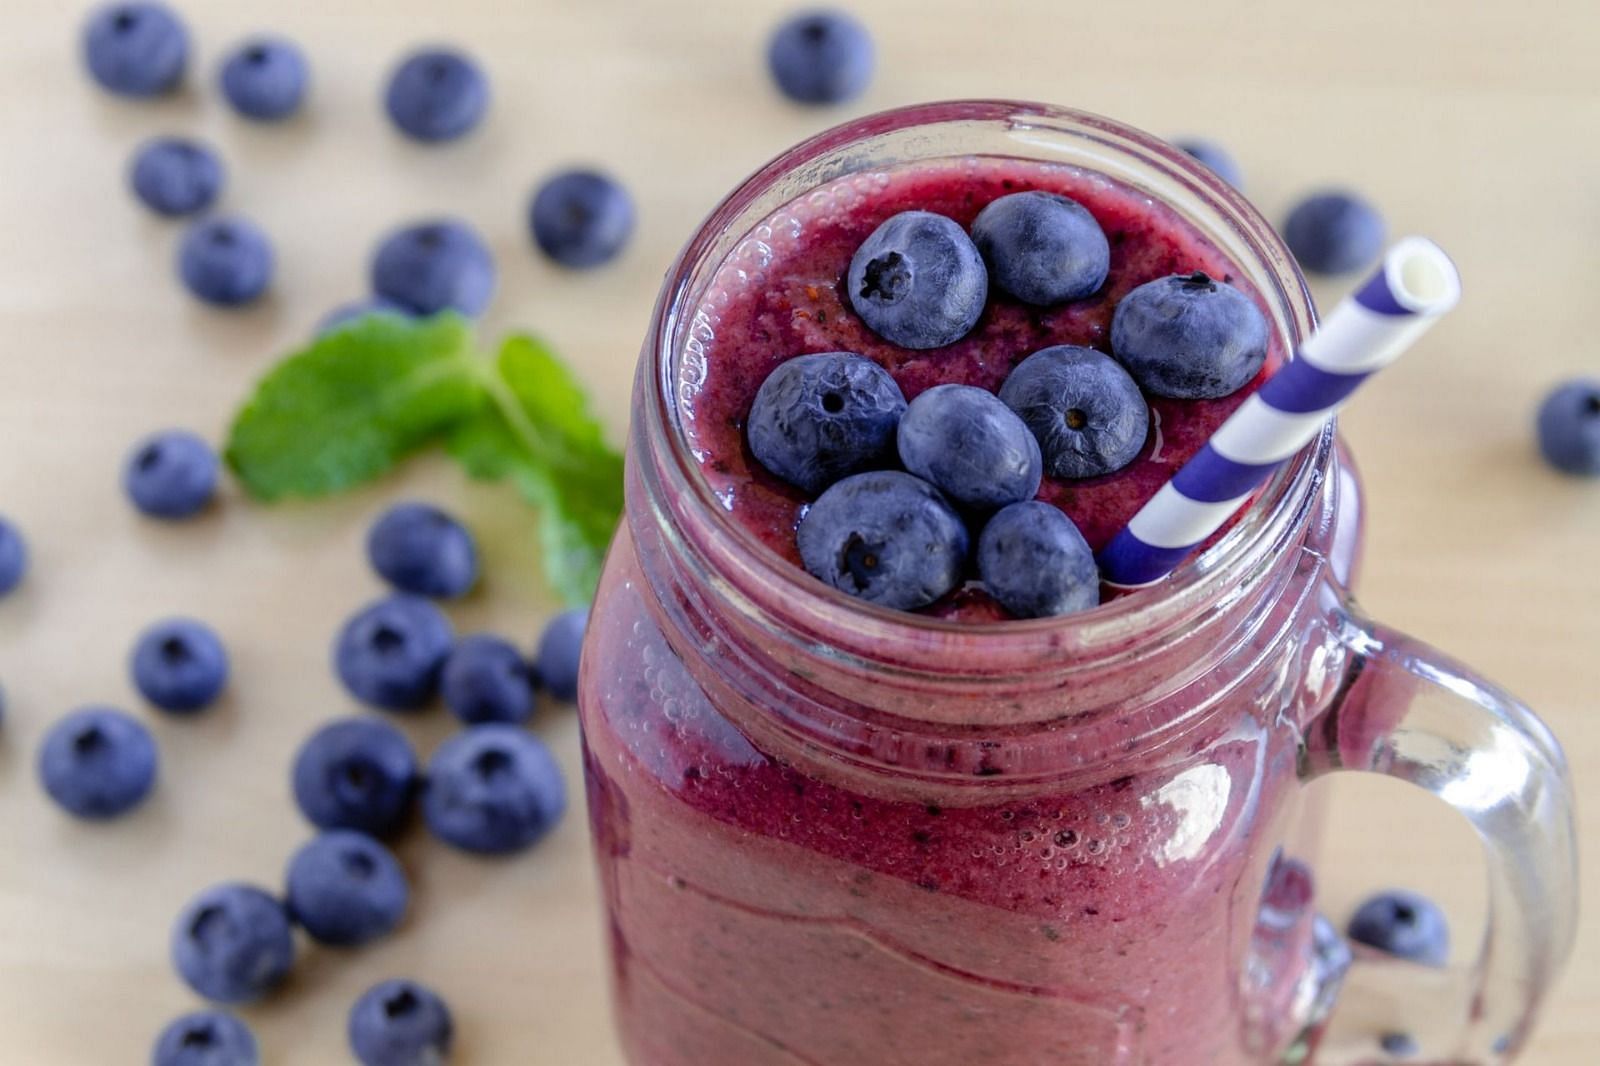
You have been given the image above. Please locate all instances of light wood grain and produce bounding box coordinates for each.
[0,1,1595,1062]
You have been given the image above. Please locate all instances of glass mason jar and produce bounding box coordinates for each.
[577,102,1576,1065]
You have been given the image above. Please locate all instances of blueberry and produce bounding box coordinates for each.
[1175,138,1243,189]
[384,48,488,143]
[367,502,479,599]
[535,607,588,704]
[333,595,454,711]
[796,471,968,611]
[766,10,874,106]
[129,137,223,218]
[171,883,295,1004]
[292,717,418,837]
[998,345,1149,479]
[747,352,907,494]
[422,725,567,855]
[977,501,1099,618]
[847,211,988,350]
[178,216,274,307]
[897,384,1041,512]
[318,297,414,336]
[442,634,537,725]
[219,37,308,122]
[37,707,157,819]
[371,220,496,317]
[1283,191,1386,275]
[969,192,1109,306]
[529,169,635,269]
[1379,1032,1419,1058]
[131,617,229,714]
[81,2,187,97]
[0,514,26,597]
[1346,890,1449,966]
[1536,379,1600,477]
[151,1009,259,1066]
[285,830,409,947]
[123,429,219,520]
[1111,272,1269,400]
[348,979,454,1066]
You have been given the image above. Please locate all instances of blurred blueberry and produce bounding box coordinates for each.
[219,36,308,121]
[151,1009,259,1066]
[82,2,187,97]
[129,137,223,217]
[384,48,488,142]
[766,9,874,105]
[535,608,588,703]
[529,169,635,269]
[1536,379,1600,477]
[131,617,229,714]
[1347,890,1449,966]
[171,883,294,1003]
[422,724,567,854]
[292,717,419,837]
[348,979,454,1066]
[1175,138,1243,188]
[123,429,219,520]
[366,502,478,599]
[1283,191,1386,275]
[285,830,409,947]
[178,216,274,307]
[371,220,495,317]
[334,595,454,711]
[442,635,537,725]
[0,514,26,597]
[37,707,157,819]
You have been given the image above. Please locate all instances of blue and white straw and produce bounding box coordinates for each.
[1098,236,1462,588]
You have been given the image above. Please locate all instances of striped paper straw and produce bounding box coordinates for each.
[1097,236,1462,588]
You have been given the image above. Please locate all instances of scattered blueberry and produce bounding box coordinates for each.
[442,635,537,725]
[171,883,295,1004]
[371,220,496,317]
[796,470,968,611]
[746,352,907,494]
[131,618,228,714]
[1379,1032,1419,1058]
[178,216,274,307]
[535,608,587,703]
[219,37,308,122]
[977,501,1099,618]
[292,717,419,837]
[847,210,988,350]
[37,707,157,819]
[529,169,635,269]
[897,384,1041,512]
[1175,138,1243,189]
[0,514,26,597]
[1110,272,1269,400]
[348,979,454,1066]
[1282,191,1386,275]
[152,1010,258,1066]
[318,297,414,336]
[422,725,567,855]
[285,830,409,947]
[998,345,1149,478]
[384,48,488,142]
[129,137,223,218]
[969,191,1109,305]
[1346,890,1450,966]
[1536,379,1600,477]
[367,502,479,599]
[766,9,874,106]
[123,429,219,520]
[333,595,454,711]
[81,2,187,98]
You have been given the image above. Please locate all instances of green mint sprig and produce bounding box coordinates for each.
[226,313,624,605]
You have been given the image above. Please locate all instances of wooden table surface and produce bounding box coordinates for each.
[1,1,1595,1061]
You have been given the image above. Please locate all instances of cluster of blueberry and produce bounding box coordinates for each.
[85,0,636,314]
[19,474,583,1063]
[747,191,1269,617]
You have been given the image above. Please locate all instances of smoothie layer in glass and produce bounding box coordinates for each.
[677,156,1285,620]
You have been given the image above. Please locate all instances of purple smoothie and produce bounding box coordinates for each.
[679,157,1286,620]
[582,155,1347,1065]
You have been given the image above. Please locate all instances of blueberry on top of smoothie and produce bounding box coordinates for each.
[896,384,1041,512]
[977,500,1099,618]
[747,352,906,495]
[796,470,968,611]
[998,345,1149,479]
[1110,272,1268,399]
[847,211,988,350]
[969,191,1110,306]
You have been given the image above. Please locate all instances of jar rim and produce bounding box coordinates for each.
[638,99,1324,675]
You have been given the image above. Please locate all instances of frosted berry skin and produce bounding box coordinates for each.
[746,352,906,494]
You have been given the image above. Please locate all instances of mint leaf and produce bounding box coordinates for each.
[446,335,624,604]
[226,314,485,499]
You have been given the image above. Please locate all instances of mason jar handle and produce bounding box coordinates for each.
[1299,591,1578,1063]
